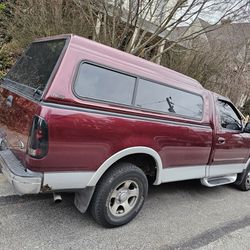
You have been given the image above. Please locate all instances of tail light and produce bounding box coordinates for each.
[28,116,48,159]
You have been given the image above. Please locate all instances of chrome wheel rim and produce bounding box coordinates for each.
[108,180,139,217]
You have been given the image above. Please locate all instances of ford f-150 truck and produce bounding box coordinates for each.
[0,34,250,227]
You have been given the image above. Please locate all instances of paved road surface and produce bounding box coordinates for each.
[1,173,250,250]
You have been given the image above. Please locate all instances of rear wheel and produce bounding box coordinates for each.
[90,162,148,228]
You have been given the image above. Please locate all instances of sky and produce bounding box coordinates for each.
[178,0,250,25]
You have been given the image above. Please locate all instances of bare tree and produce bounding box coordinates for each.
[161,19,250,108]
[3,0,250,60]
[1,0,250,108]
[71,0,250,63]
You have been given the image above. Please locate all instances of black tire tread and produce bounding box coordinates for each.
[90,162,148,228]
[235,165,250,191]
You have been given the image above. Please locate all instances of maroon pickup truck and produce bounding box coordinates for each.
[0,34,250,227]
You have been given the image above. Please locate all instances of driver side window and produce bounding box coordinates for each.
[217,100,242,131]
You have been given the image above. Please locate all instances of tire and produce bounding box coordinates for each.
[235,165,250,191]
[89,162,148,228]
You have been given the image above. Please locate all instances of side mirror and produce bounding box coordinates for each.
[244,123,250,133]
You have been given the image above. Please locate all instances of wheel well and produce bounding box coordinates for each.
[113,153,157,183]
[87,148,162,187]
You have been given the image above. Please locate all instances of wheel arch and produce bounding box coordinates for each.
[87,146,163,186]
[245,158,250,169]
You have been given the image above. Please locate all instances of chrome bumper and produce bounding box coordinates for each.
[0,150,43,194]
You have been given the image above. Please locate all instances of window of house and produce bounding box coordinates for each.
[217,100,242,131]
[135,79,203,120]
[74,63,136,105]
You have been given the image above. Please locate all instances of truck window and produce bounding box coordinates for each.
[135,79,203,120]
[74,63,136,106]
[4,39,66,96]
[217,100,242,131]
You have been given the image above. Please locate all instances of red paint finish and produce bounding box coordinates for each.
[26,105,213,172]
[211,93,250,165]
[0,87,40,164]
[1,34,250,175]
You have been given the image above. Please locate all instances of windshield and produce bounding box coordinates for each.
[4,39,66,94]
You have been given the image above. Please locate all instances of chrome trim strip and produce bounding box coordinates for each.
[213,158,246,163]
[41,102,211,130]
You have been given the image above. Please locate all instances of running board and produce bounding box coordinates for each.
[201,174,237,187]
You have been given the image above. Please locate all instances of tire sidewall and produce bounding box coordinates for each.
[242,165,250,191]
[103,168,148,226]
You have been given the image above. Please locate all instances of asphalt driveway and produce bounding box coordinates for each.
[1,173,250,250]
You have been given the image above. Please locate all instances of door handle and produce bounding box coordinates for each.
[218,137,226,144]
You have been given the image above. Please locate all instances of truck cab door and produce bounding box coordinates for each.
[210,99,250,176]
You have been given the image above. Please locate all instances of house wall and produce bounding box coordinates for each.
[121,0,183,24]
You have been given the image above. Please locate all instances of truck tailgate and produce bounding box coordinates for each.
[0,87,39,164]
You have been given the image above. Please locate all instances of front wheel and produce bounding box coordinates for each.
[90,162,148,228]
[235,166,250,191]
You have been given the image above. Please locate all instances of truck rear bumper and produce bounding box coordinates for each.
[0,150,43,194]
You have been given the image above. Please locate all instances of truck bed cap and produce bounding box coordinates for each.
[35,34,204,92]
